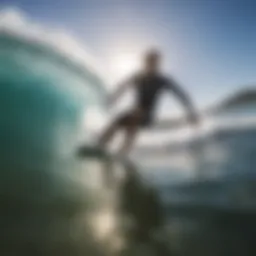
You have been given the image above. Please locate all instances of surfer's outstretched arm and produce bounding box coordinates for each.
[109,76,134,105]
[166,78,199,123]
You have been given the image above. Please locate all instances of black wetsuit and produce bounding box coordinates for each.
[117,72,181,127]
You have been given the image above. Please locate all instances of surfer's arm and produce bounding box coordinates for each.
[109,75,136,105]
[166,78,199,124]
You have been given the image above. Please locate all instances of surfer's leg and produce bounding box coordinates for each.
[99,109,139,148]
[120,124,140,156]
[98,121,120,147]
[99,108,144,154]
[119,109,144,156]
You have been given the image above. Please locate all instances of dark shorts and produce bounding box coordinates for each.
[116,109,153,128]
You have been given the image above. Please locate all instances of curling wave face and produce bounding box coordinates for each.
[0,10,121,256]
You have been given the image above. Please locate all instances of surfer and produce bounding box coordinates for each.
[99,49,199,156]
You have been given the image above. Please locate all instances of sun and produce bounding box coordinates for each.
[110,52,140,80]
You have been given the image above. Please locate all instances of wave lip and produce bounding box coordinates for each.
[0,8,107,96]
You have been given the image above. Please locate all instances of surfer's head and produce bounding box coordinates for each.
[143,49,161,73]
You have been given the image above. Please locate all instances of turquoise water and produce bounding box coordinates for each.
[0,32,115,256]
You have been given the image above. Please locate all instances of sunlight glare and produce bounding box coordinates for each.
[111,52,139,80]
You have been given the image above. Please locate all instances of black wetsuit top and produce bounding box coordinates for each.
[118,72,192,127]
[133,72,170,112]
[118,72,170,127]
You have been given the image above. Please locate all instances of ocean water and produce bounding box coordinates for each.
[137,107,256,256]
[0,9,256,256]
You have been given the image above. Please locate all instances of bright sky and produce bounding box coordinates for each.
[2,0,255,110]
